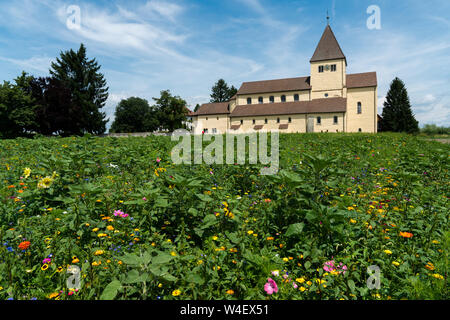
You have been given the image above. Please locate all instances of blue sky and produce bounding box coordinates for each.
[0,0,449,129]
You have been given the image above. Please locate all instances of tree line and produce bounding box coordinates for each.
[0,44,108,138]
[0,43,421,137]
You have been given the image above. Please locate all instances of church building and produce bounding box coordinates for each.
[190,24,378,134]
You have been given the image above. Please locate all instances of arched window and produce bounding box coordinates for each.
[294,94,299,101]
[265,118,268,124]
[357,102,362,114]
[317,116,321,125]
[240,119,244,125]
[288,117,292,123]
[247,98,252,105]
[277,118,280,123]
[258,97,263,104]
[281,95,286,102]
[252,119,256,125]
[269,96,274,103]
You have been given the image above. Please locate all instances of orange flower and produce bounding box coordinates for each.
[18,241,31,250]
[7,185,15,189]
[399,231,413,238]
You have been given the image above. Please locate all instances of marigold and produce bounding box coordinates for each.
[226,290,234,295]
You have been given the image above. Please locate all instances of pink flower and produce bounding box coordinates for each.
[42,258,51,264]
[323,260,336,272]
[156,158,161,163]
[293,283,298,289]
[264,278,278,295]
[142,197,147,201]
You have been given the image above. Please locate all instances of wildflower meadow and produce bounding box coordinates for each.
[0,133,448,300]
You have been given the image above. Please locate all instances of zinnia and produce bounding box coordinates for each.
[18,241,31,251]
[264,278,278,295]
[399,231,413,238]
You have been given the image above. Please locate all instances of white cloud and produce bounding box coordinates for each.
[0,55,52,74]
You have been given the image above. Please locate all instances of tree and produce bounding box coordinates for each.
[194,104,201,112]
[381,77,419,133]
[29,76,79,136]
[50,43,109,135]
[0,72,37,138]
[210,79,237,103]
[110,97,159,133]
[153,90,188,132]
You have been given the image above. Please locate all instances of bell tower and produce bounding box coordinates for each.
[310,23,347,99]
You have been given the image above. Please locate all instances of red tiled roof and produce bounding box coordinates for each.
[195,102,230,115]
[231,97,347,117]
[347,72,377,89]
[310,25,346,64]
[237,76,311,95]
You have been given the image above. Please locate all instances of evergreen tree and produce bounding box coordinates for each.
[50,43,108,135]
[381,77,419,133]
[110,97,159,133]
[29,76,78,136]
[153,90,188,132]
[210,79,237,102]
[194,103,201,112]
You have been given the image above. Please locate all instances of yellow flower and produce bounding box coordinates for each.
[97,233,107,238]
[72,257,79,264]
[247,230,254,235]
[425,262,435,271]
[49,292,60,299]
[266,236,274,241]
[172,289,181,297]
[92,261,101,266]
[306,281,312,286]
[226,290,234,295]
[392,261,400,266]
[283,257,289,262]
[158,283,163,288]
[94,250,104,256]
[92,228,99,232]
[41,264,49,271]
[350,219,357,224]
[296,277,306,284]
[197,260,203,265]
[299,286,307,292]
[37,176,53,189]
[106,225,114,231]
[384,250,392,255]
[212,236,218,241]
[432,273,444,280]
[23,168,31,179]
[170,251,177,257]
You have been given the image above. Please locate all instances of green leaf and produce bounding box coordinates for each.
[186,273,205,285]
[347,279,356,293]
[120,253,141,266]
[285,223,305,237]
[100,280,121,300]
[152,252,174,265]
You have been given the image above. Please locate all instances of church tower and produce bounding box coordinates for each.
[309,24,347,99]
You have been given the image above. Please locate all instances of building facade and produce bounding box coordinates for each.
[190,25,378,134]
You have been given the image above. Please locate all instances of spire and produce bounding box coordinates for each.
[310,24,347,65]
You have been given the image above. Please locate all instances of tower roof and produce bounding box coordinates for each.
[310,25,346,65]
